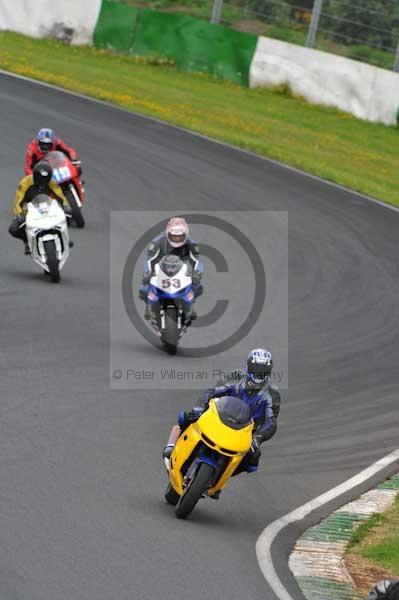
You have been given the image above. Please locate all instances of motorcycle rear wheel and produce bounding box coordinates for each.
[175,462,214,520]
[44,240,60,283]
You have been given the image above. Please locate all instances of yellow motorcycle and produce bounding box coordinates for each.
[164,396,254,519]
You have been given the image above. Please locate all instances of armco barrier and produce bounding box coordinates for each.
[0,0,101,45]
[93,3,257,87]
[93,2,399,125]
[250,36,399,126]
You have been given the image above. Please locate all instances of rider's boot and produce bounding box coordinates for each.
[162,444,174,460]
[162,444,174,471]
[209,490,221,500]
[24,242,31,255]
[144,303,151,320]
[162,425,181,469]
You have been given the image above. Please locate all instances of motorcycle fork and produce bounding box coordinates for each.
[183,446,225,490]
[161,304,183,331]
[68,183,82,207]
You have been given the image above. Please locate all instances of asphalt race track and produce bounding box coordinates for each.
[1,72,398,600]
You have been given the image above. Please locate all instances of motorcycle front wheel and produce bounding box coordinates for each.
[44,240,60,283]
[175,462,215,520]
[162,306,178,355]
[65,186,85,229]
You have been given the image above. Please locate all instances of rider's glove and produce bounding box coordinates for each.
[192,272,202,284]
[142,274,152,285]
[250,437,261,460]
[191,406,204,419]
[178,407,204,430]
[192,272,203,298]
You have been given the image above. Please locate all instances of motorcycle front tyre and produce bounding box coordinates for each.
[175,462,215,520]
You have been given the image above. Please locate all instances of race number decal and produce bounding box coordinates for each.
[161,278,181,289]
[53,166,71,183]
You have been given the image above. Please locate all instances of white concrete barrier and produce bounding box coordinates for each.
[250,36,399,126]
[0,0,102,45]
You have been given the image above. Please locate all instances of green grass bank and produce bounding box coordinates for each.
[349,495,399,573]
[1,32,398,207]
[346,493,399,596]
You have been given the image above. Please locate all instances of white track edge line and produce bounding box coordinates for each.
[1,68,398,215]
[256,448,399,600]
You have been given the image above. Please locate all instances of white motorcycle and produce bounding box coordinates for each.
[25,194,70,283]
[147,255,196,354]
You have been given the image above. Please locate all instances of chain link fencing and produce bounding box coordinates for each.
[121,0,399,71]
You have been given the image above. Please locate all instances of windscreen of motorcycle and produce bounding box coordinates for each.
[159,254,184,277]
[45,151,67,168]
[151,255,192,294]
[46,151,71,184]
[214,397,252,430]
[30,194,52,213]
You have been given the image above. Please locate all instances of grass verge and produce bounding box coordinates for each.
[1,32,398,207]
[346,495,399,597]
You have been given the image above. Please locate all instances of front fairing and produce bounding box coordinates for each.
[169,399,253,496]
[149,262,194,304]
[147,283,194,304]
[198,400,253,454]
[26,200,67,231]
[25,200,69,271]
[46,151,76,183]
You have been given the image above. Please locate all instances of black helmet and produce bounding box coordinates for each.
[33,160,52,189]
[246,348,273,388]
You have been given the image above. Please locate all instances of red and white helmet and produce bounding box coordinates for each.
[166,217,189,248]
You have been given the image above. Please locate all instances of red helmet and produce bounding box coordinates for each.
[166,217,189,248]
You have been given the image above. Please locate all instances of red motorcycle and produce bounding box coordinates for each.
[46,151,85,228]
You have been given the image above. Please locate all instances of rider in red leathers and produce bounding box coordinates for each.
[24,128,79,175]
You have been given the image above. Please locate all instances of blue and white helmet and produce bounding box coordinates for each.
[246,348,273,386]
[37,128,56,152]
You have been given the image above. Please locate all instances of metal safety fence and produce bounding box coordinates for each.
[123,0,399,71]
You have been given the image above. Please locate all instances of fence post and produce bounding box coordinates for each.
[211,0,224,24]
[394,37,399,72]
[306,0,324,48]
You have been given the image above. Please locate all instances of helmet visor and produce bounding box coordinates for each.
[168,232,186,245]
[248,363,270,383]
[39,141,53,153]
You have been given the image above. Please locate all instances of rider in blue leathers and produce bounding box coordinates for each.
[139,217,203,320]
[163,349,281,482]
